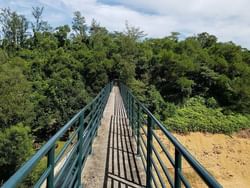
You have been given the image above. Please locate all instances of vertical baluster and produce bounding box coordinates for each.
[77,111,84,187]
[127,91,129,113]
[47,146,55,188]
[136,103,141,156]
[98,92,102,123]
[129,93,133,126]
[95,95,100,136]
[146,115,153,188]
[174,148,182,188]
[127,91,129,115]
[131,97,134,135]
[128,92,130,121]
[101,91,105,121]
[89,102,94,155]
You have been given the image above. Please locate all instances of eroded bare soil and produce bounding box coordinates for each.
[155,130,250,188]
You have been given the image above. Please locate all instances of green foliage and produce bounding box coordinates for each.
[72,11,87,38]
[144,85,167,120]
[129,80,171,120]
[206,97,218,108]
[1,6,250,184]
[0,124,33,182]
[0,61,34,128]
[29,48,91,139]
[0,8,29,49]
[54,25,71,47]
[31,6,51,33]
[176,77,195,100]
[164,97,250,134]
[0,49,8,62]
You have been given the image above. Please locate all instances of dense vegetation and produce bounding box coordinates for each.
[0,7,250,184]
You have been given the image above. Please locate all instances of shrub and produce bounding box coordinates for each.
[0,124,33,183]
[164,97,250,134]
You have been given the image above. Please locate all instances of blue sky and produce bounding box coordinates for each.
[1,0,250,49]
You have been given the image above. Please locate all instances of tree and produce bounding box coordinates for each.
[54,25,70,47]
[0,61,34,128]
[124,21,146,41]
[88,19,110,52]
[0,8,29,48]
[89,19,101,35]
[72,11,87,38]
[0,124,33,182]
[31,6,43,32]
[168,32,180,42]
[197,32,217,48]
[18,15,29,47]
[31,7,51,33]
[30,48,91,139]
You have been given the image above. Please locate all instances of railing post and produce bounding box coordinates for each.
[77,111,84,187]
[125,90,128,110]
[127,91,129,113]
[136,103,141,156]
[128,93,130,121]
[99,92,103,121]
[89,103,94,155]
[131,97,134,135]
[174,148,182,188]
[101,91,105,120]
[129,94,133,123]
[47,146,55,188]
[146,115,153,188]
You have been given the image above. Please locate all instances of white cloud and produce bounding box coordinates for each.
[0,0,250,48]
[56,0,250,48]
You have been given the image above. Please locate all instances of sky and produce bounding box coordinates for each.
[0,0,250,49]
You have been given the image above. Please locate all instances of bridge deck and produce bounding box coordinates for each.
[82,86,146,188]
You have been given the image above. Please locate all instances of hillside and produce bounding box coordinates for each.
[170,131,250,187]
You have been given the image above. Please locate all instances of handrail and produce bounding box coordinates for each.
[2,82,113,188]
[119,81,222,188]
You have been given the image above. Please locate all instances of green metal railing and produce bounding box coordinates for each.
[119,82,222,188]
[2,82,113,188]
[2,80,223,188]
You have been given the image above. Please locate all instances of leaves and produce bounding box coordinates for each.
[0,124,33,181]
[0,61,34,128]
[164,97,250,134]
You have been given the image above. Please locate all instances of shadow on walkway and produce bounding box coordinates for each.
[103,93,146,188]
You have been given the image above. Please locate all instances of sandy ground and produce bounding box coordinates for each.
[155,130,250,187]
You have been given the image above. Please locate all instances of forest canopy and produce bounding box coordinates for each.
[0,7,250,184]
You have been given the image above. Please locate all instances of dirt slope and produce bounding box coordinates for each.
[157,131,250,187]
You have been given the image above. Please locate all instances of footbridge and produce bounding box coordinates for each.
[2,81,222,188]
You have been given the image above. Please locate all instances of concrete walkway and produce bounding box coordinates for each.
[82,86,146,188]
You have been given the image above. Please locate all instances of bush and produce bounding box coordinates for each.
[164,97,250,134]
[0,124,33,183]
[0,62,34,128]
